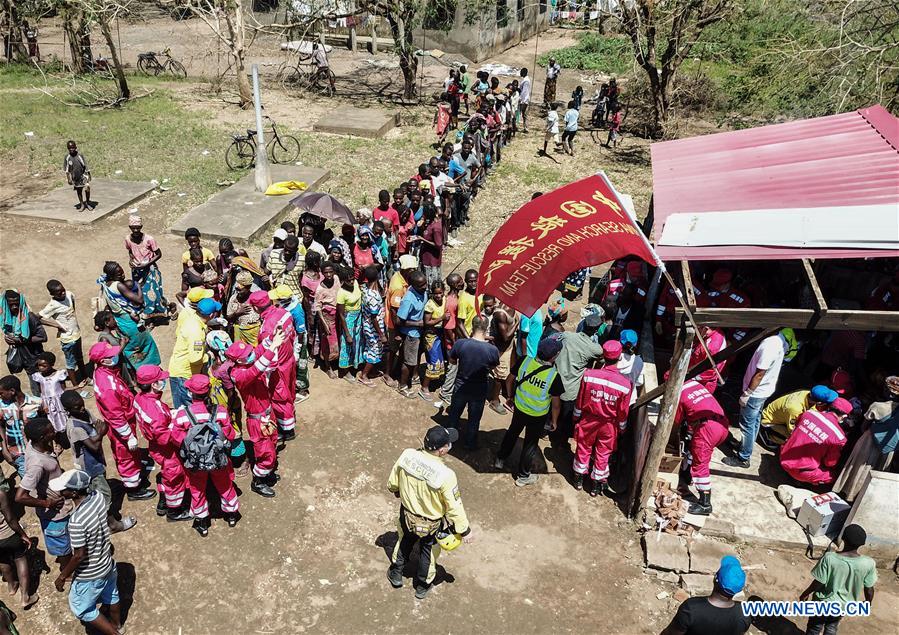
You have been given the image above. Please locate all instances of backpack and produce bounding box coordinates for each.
[178,405,230,471]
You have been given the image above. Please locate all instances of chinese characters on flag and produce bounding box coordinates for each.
[478,173,656,316]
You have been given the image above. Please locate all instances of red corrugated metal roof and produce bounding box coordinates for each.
[651,105,899,261]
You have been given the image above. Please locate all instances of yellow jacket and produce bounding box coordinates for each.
[388,448,470,535]
[168,309,208,379]
[762,389,810,431]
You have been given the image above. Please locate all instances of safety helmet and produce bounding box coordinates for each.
[435,530,462,551]
[780,328,799,362]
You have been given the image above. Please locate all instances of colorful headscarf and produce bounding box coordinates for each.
[0,290,31,339]
[230,255,265,278]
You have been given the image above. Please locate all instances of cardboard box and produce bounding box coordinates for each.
[797,492,851,537]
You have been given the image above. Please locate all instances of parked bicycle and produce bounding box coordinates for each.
[225,116,301,170]
[278,53,336,97]
[137,48,187,78]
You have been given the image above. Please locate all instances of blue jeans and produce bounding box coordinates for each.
[169,376,191,409]
[446,386,487,449]
[61,339,84,371]
[69,567,119,622]
[40,516,71,557]
[738,396,767,461]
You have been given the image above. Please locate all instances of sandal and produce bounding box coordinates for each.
[343,374,357,384]
[383,376,398,388]
[398,387,417,399]
[358,377,374,387]
[120,516,138,532]
[418,390,433,402]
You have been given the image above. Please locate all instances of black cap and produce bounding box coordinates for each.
[424,425,459,450]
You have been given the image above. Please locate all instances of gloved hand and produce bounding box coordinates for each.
[126,436,139,451]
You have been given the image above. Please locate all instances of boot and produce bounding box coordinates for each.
[688,490,713,516]
[279,429,296,442]
[192,517,210,537]
[387,566,403,589]
[155,495,167,517]
[588,479,600,497]
[166,507,192,522]
[573,473,584,491]
[224,512,241,528]
[251,476,276,498]
[127,487,157,502]
[677,470,696,500]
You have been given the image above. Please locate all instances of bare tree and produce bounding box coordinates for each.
[2,0,30,62]
[72,0,132,99]
[608,0,730,137]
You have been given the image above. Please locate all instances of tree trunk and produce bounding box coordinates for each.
[234,56,253,108]
[1,0,28,62]
[224,0,253,108]
[63,13,92,74]
[100,21,129,100]
[385,13,417,100]
[399,51,417,100]
[645,66,671,138]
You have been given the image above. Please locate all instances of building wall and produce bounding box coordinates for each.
[416,1,551,63]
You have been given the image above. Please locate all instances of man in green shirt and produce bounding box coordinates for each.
[799,523,877,634]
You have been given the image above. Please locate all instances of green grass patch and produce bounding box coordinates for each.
[538,33,633,75]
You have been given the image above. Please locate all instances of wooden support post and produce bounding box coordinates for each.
[802,258,827,311]
[631,325,695,517]
[681,261,696,307]
[348,0,357,51]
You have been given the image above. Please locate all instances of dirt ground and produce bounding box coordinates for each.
[2,20,899,635]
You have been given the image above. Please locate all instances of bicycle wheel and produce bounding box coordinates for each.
[137,57,152,75]
[322,69,336,97]
[226,139,255,170]
[167,60,187,78]
[269,135,300,164]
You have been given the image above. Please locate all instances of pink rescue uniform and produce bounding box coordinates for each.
[230,348,278,478]
[93,366,142,489]
[572,366,632,483]
[256,305,297,432]
[780,409,846,485]
[171,402,239,518]
[134,393,187,509]
[689,328,727,394]
[674,380,730,492]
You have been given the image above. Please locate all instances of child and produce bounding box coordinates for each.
[420,281,447,401]
[562,100,580,156]
[434,94,452,147]
[39,279,88,388]
[0,376,42,478]
[572,85,584,111]
[542,102,560,155]
[31,352,69,442]
[459,64,471,115]
[606,105,623,148]
[181,227,215,272]
[63,140,93,211]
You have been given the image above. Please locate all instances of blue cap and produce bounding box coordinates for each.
[196,298,222,316]
[715,555,746,596]
[537,335,563,361]
[620,329,638,347]
[810,385,838,404]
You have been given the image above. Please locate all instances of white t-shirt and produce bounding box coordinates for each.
[742,335,786,398]
[430,172,453,208]
[519,77,531,104]
[564,108,579,132]
[546,110,559,134]
[40,292,81,344]
[618,352,645,405]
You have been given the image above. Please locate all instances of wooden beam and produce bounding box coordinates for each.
[632,325,695,517]
[802,259,827,312]
[681,260,696,308]
[676,307,816,329]
[816,310,899,331]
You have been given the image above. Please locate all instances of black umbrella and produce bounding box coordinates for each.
[289,191,355,225]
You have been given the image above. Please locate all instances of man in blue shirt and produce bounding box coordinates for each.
[446,316,500,450]
[397,272,428,399]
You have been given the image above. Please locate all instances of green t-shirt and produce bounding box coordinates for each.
[811,551,877,607]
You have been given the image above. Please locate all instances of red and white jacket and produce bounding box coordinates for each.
[674,380,728,428]
[93,366,137,443]
[229,348,277,416]
[779,409,846,475]
[574,366,632,427]
[134,393,176,454]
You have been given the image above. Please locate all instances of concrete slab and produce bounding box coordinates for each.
[655,444,832,552]
[680,573,714,596]
[843,470,899,566]
[168,165,329,243]
[313,105,399,138]
[643,532,690,573]
[2,179,155,225]
[689,537,736,574]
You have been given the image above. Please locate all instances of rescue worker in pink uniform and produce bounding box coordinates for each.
[780,398,852,486]
[89,342,156,501]
[249,291,297,441]
[572,340,632,498]
[171,374,240,537]
[674,379,731,515]
[225,326,286,499]
[689,326,727,394]
[133,364,191,522]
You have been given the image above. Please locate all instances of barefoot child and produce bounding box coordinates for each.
[31,352,69,446]
[63,141,93,211]
[39,280,88,388]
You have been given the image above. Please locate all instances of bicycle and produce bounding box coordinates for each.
[225,116,301,170]
[281,54,336,97]
[137,48,187,78]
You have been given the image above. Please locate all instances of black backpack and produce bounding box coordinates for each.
[178,405,230,471]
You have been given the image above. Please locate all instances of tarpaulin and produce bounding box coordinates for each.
[478,172,655,316]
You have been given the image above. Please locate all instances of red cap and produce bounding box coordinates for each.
[135,365,169,384]
[711,268,732,289]
[625,260,644,281]
[88,341,121,363]
[829,369,853,395]
[602,340,622,361]
[184,374,211,395]
[225,341,254,363]
[247,290,271,309]
[831,397,853,415]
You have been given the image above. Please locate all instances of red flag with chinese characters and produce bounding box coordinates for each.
[477,172,656,316]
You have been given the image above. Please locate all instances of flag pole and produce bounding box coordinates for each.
[597,172,724,385]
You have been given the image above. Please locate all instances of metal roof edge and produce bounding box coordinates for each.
[857,104,899,153]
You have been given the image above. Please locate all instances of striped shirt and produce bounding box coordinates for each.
[0,395,41,457]
[69,491,114,581]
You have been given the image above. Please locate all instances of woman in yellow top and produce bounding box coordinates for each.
[420,280,447,401]
[336,267,364,381]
